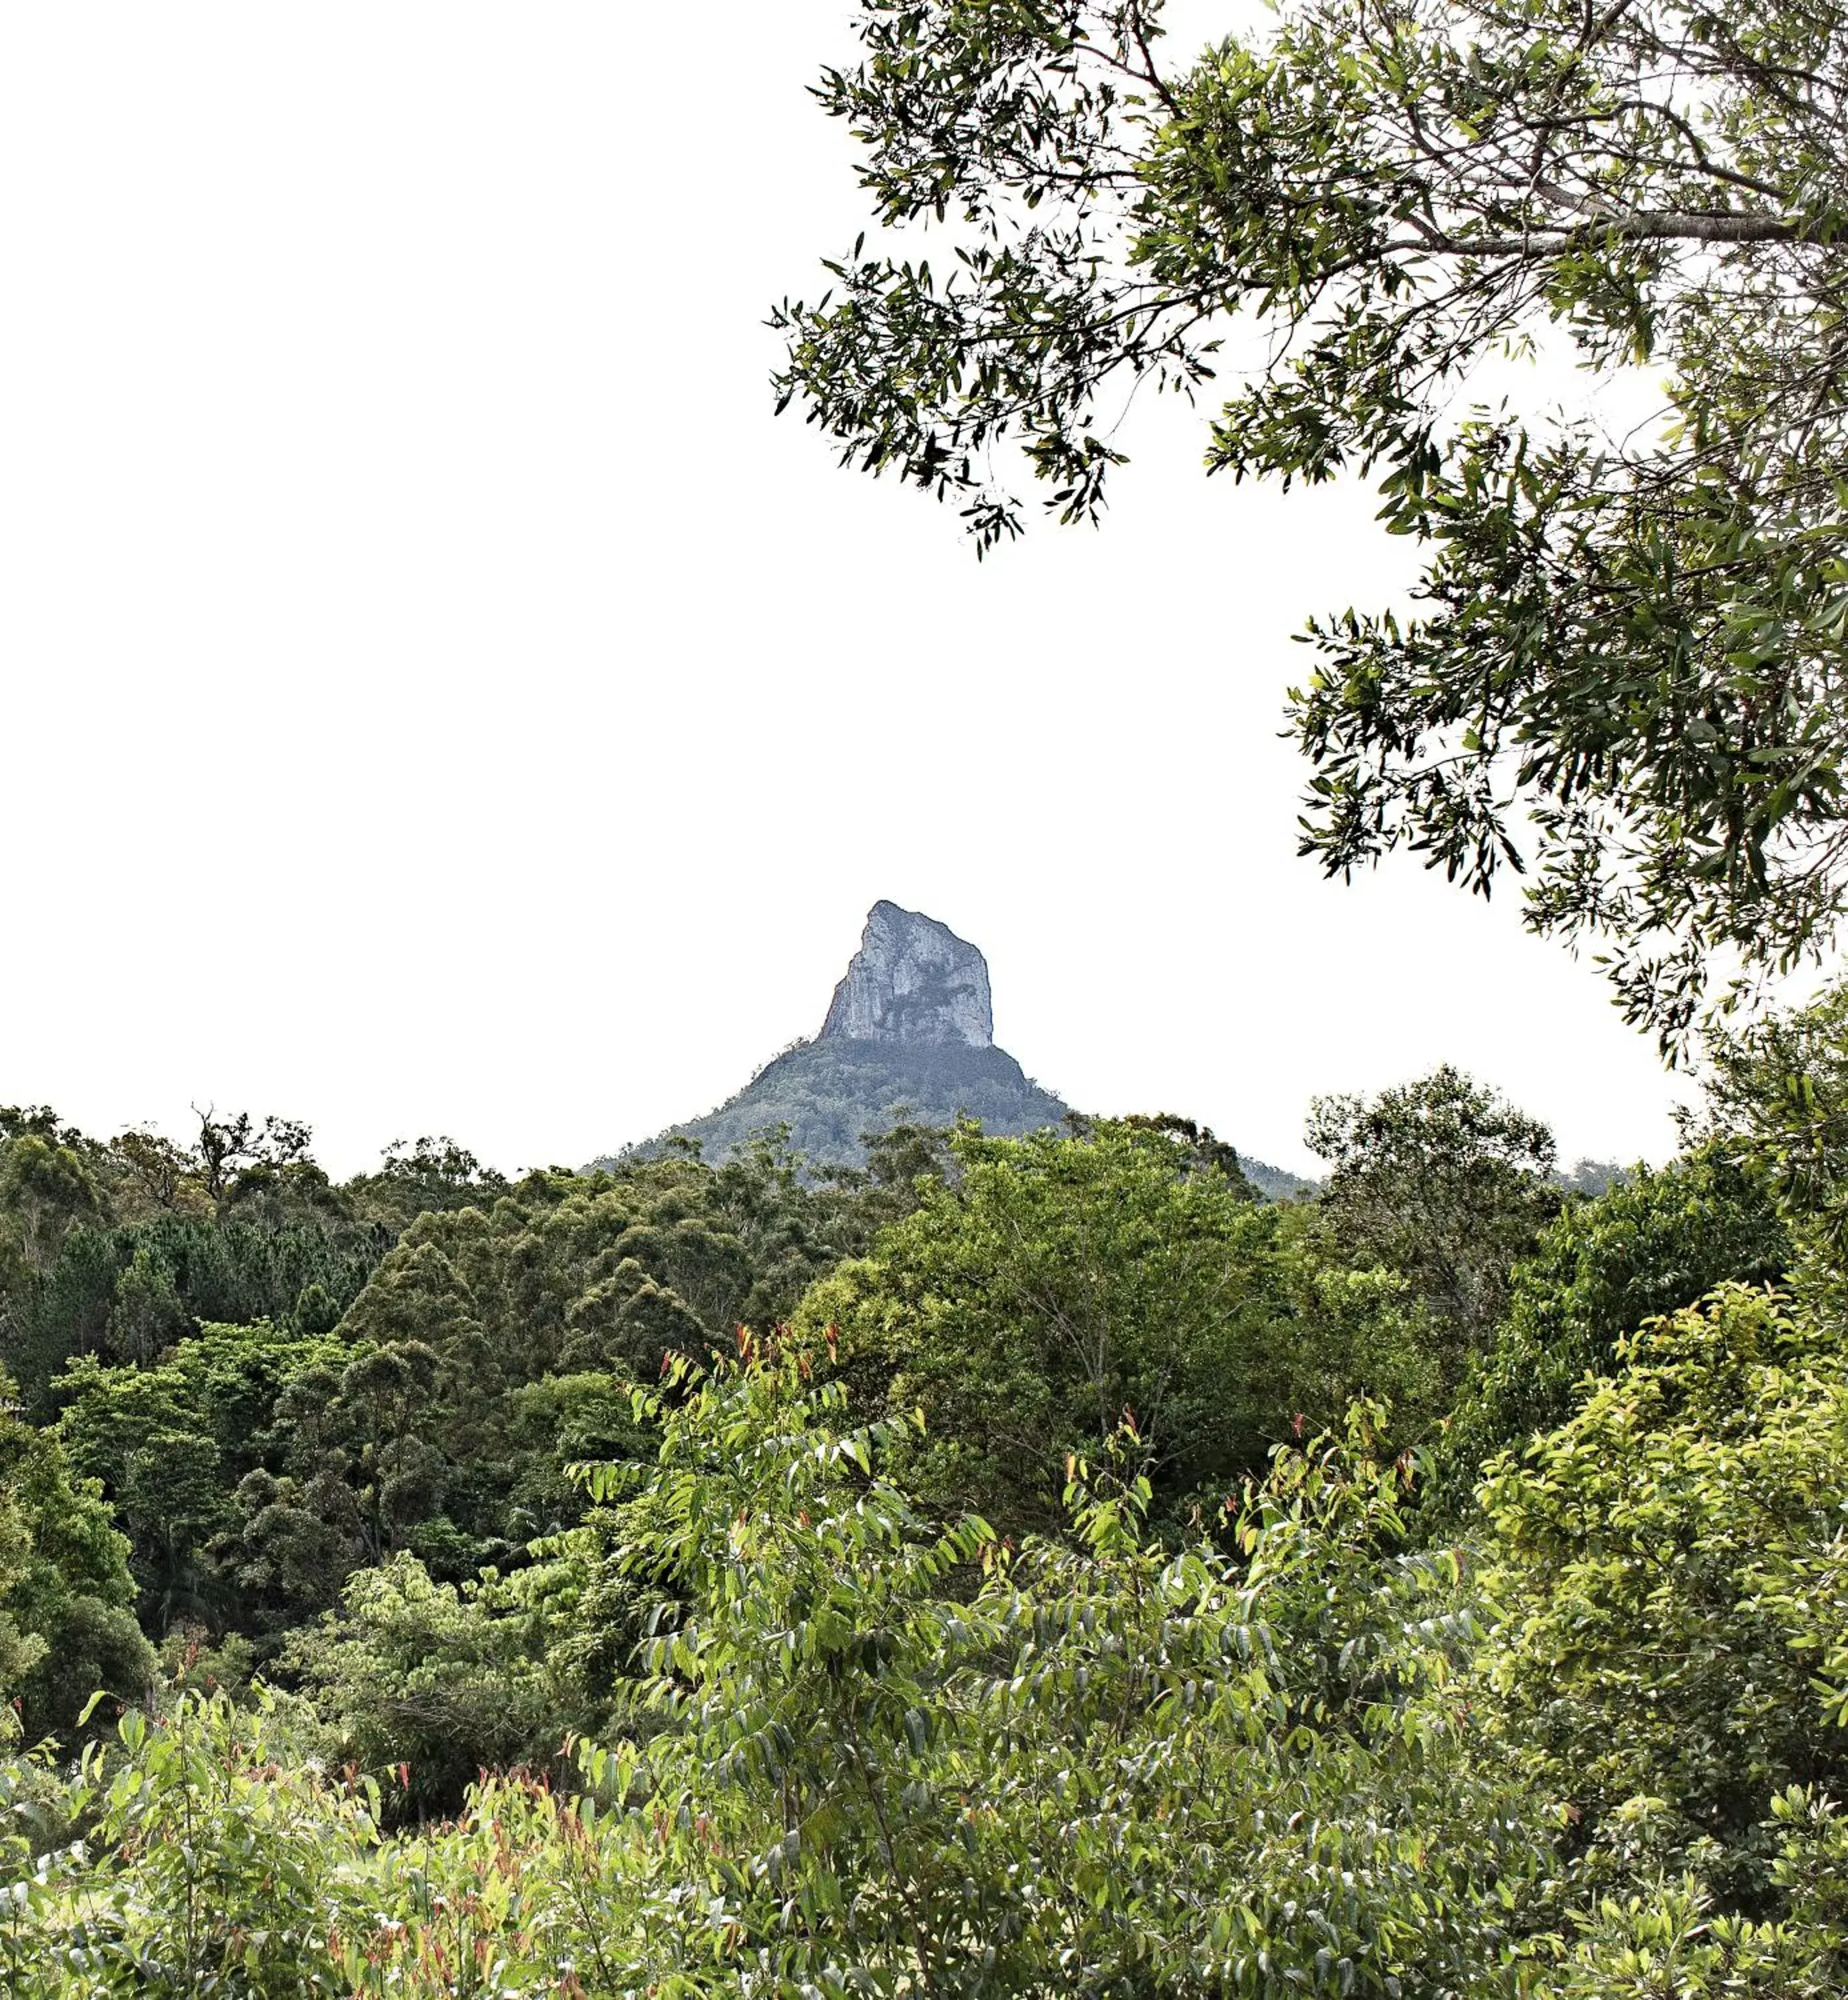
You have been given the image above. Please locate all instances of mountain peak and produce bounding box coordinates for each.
[819,901,994,1049]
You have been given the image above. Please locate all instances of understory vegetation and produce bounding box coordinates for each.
[0,1011,1845,1995]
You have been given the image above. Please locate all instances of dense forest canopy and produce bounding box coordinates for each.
[0,995,1843,1992]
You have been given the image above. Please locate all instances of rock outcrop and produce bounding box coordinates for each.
[819,901,993,1049]
[602,901,1057,1171]
[596,900,1311,1195]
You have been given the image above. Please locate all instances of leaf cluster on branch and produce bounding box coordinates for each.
[775,0,1848,1041]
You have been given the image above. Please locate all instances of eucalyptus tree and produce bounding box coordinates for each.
[777,0,1848,1041]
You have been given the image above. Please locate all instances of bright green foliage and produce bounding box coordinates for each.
[777,0,1848,1036]
[5,1307,1848,1993]
[1541,1797,1848,1999]
[283,1554,577,1820]
[0,1689,383,1997]
[1471,1284,1848,1909]
[0,1351,1527,1994]
[795,1120,1435,1526]
[0,1375,151,1741]
[0,1499,45,1731]
[564,1344,1540,1997]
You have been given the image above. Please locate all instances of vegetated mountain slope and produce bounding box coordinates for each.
[1207,1150,1315,1203]
[633,1035,1071,1170]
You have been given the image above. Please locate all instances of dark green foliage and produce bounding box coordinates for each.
[41,1139,889,1678]
[1,1228,119,1409]
[805,1119,960,1257]
[776,0,1848,1039]
[1423,1147,1791,1525]
[795,1119,1435,1528]
[339,1137,511,1234]
[1308,1064,1564,1377]
[0,1374,152,1740]
[1702,982,1848,1291]
[55,1323,350,1639]
[1117,1110,1306,1201]
[0,1111,399,1413]
[122,1214,381,1337]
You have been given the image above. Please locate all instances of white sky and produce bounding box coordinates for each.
[0,3,1695,1181]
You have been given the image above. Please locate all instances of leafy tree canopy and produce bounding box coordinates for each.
[1423,1141,1790,1521]
[777,0,1848,1038]
[0,1371,151,1741]
[1307,1063,1563,1368]
[1473,1283,1848,1910]
[38,1133,928,1693]
[795,1118,1436,1526]
[1700,979,1848,1291]
[15,1313,1848,1994]
[282,1553,574,1821]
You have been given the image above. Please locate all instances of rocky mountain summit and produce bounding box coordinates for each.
[821,901,994,1047]
[601,901,1063,1171]
[599,902,1310,1196]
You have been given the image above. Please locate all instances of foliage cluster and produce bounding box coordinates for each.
[797,1117,1437,1529]
[27,1132,911,1689]
[0,1111,501,1414]
[775,0,1848,1039]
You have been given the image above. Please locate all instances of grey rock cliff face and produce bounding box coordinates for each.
[819,901,994,1048]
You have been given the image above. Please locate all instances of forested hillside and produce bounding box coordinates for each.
[612,1037,1069,1176]
[615,1037,1318,1201]
[1,1015,1844,1992]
